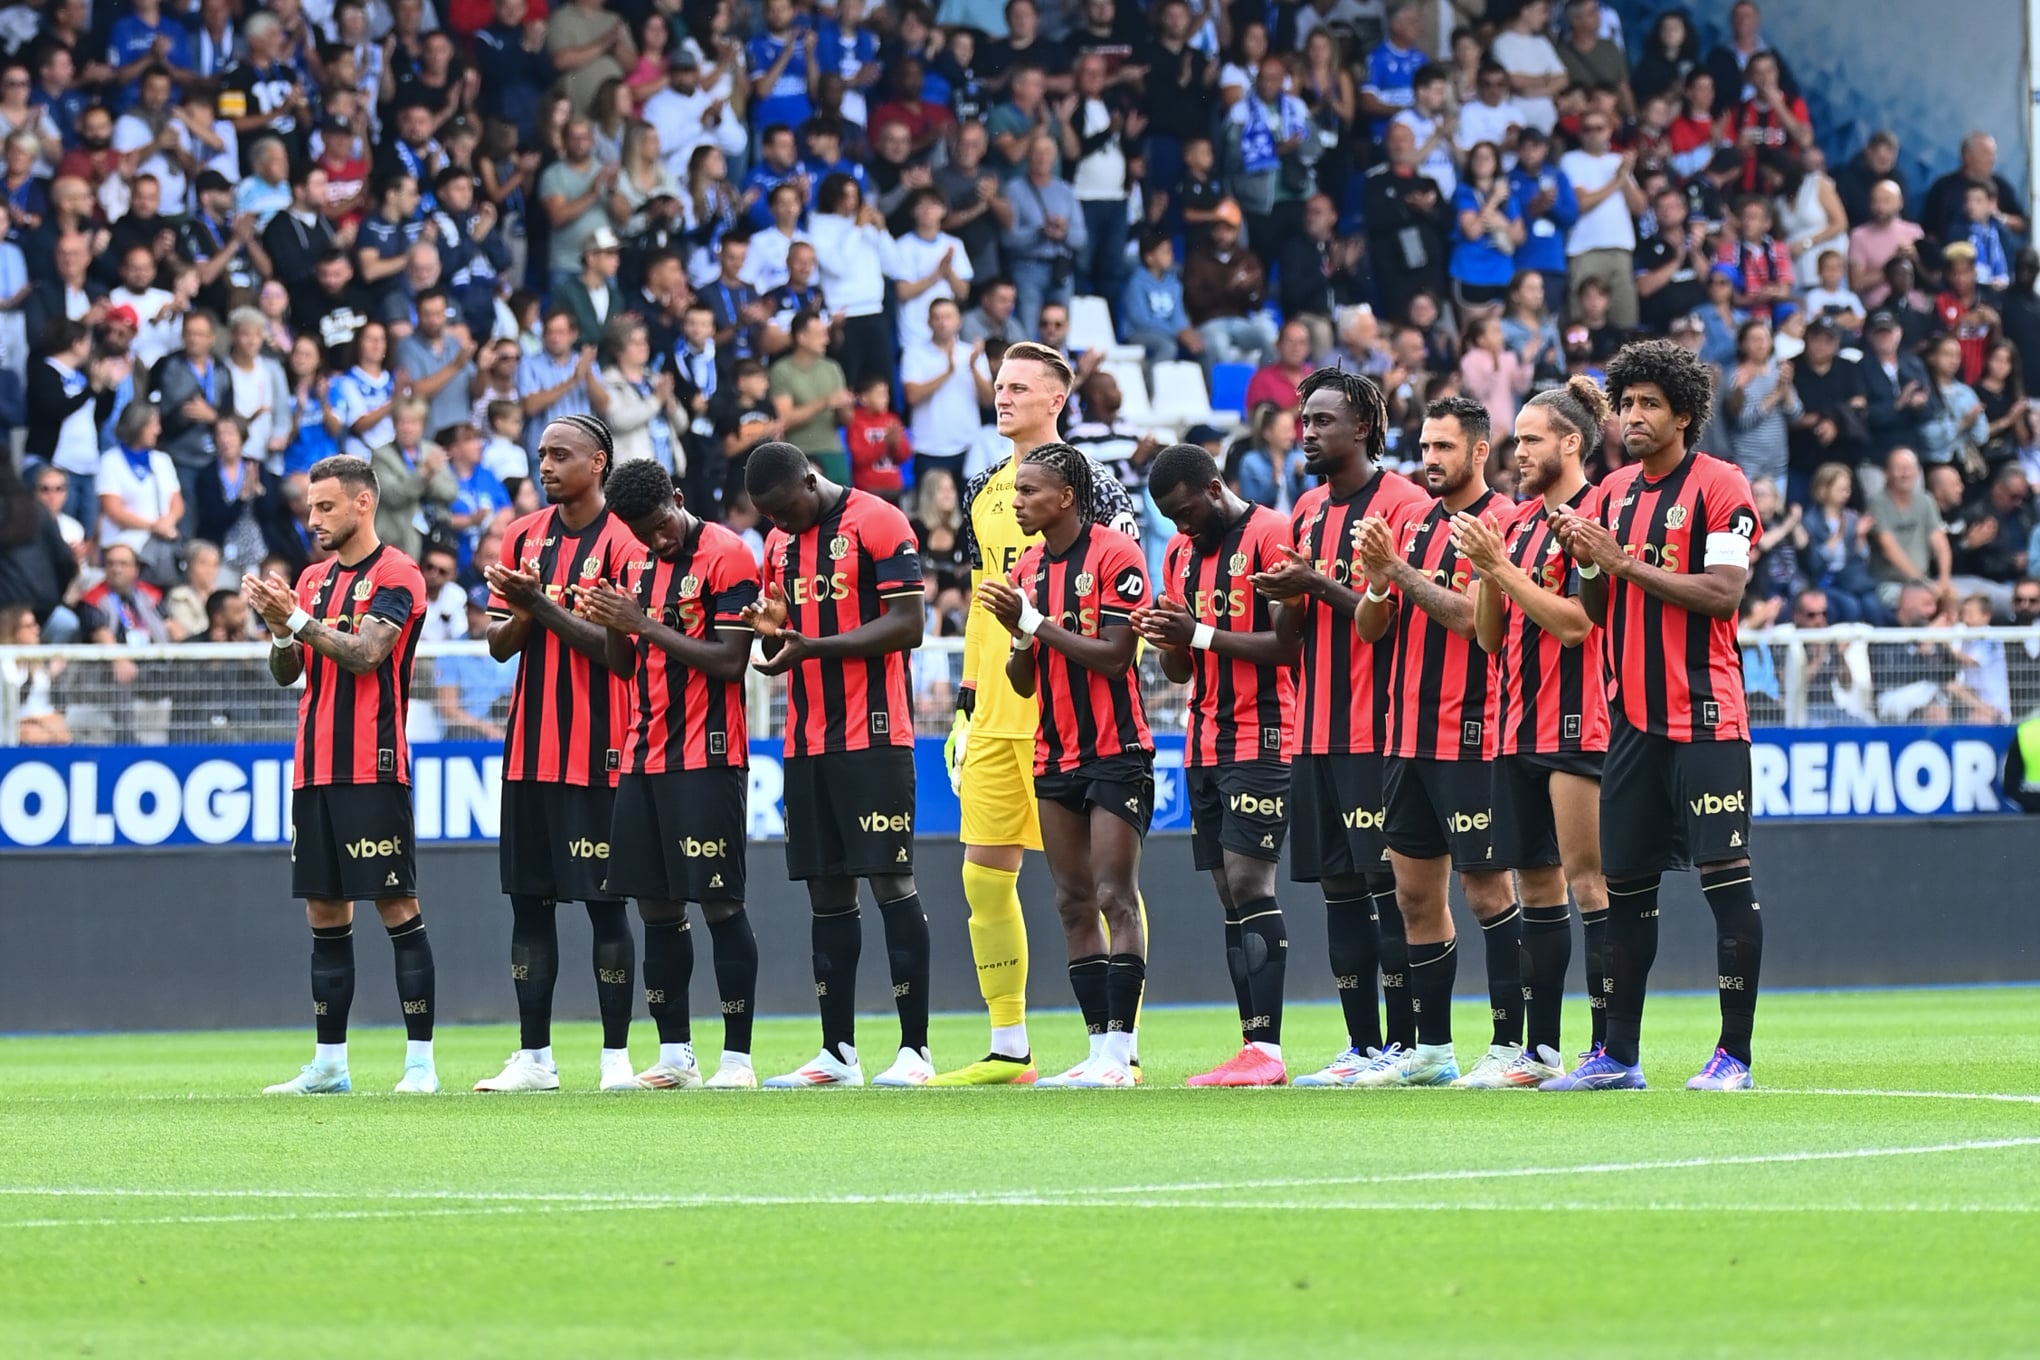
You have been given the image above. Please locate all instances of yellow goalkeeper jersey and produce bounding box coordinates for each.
[959,452,1144,740]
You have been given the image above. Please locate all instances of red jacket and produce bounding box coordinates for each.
[846,408,910,494]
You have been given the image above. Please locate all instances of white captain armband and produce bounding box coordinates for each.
[1704,530,1755,570]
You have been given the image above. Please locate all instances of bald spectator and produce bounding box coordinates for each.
[1924,132,2028,247]
[1849,181,1925,309]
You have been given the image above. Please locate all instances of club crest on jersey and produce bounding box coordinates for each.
[829,535,851,560]
[352,579,373,601]
[1229,551,1249,574]
[582,555,602,577]
[1074,572,1095,596]
[679,575,701,599]
[1665,505,1688,530]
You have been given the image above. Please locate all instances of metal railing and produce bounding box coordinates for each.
[2,628,2037,748]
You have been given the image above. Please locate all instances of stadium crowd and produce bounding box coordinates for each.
[4,0,2040,742]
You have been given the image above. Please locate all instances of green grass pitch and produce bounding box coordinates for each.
[3,987,2037,1359]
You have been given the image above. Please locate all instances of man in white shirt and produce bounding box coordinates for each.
[640,49,744,178]
[885,186,974,349]
[1456,62,1526,165]
[898,297,990,485]
[1490,0,1568,135]
[1390,64,1459,199]
[112,69,188,211]
[418,544,469,642]
[108,244,183,373]
[741,183,811,295]
[1559,111,1643,328]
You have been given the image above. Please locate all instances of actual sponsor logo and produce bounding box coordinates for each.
[1688,790,1747,816]
[1447,810,1492,832]
[346,836,403,858]
[682,837,728,857]
[1342,807,1384,830]
[1228,792,1285,818]
[860,811,913,833]
[567,837,610,859]
[1115,569,1144,600]
[787,573,851,604]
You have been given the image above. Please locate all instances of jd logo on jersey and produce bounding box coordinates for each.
[346,837,403,859]
[567,838,610,859]
[1229,793,1285,819]
[1689,790,1747,816]
[1115,570,1144,601]
[860,812,913,833]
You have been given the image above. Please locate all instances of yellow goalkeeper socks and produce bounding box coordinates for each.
[963,862,1029,1047]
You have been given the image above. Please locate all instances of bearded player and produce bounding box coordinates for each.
[933,341,1145,1086]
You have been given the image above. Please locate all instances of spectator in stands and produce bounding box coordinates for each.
[986,63,1070,178]
[86,542,171,645]
[935,120,1009,281]
[550,0,634,116]
[1450,140,1524,317]
[540,118,618,292]
[889,186,975,350]
[516,307,607,459]
[1952,592,2011,722]
[555,227,626,347]
[1834,131,1907,232]
[1802,463,1885,625]
[2007,582,2040,716]
[871,58,956,159]
[371,397,457,562]
[0,605,70,745]
[443,424,512,570]
[1066,53,1134,307]
[900,296,987,488]
[1635,185,1709,333]
[1788,318,1869,501]
[1975,341,2031,466]
[1332,304,1395,378]
[1119,233,1199,366]
[1507,129,1577,303]
[1917,332,1989,473]
[1922,132,2028,249]
[96,401,182,580]
[1747,476,1804,604]
[1138,0,1216,195]
[805,175,891,390]
[393,290,477,442]
[1388,63,1455,201]
[1065,370,1161,497]
[1872,582,1968,723]
[1702,1,1800,115]
[1460,312,1533,437]
[1719,193,1793,320]
[1776,150,1850,290]
[1867,447,1953,610]
[1632,7,1701,104]
[713,357,782,503]
[1182,198,1274,371]
[601,318,684,474]
[1244,321,1313,417]
[1358,2,1424,137]
[436,586,516,740]
[1364,120,1452,323]
[0,458,80,644]
[846,372,909,502]
[769,309,852,483]
[1724,54,1811,191]
[1953,183,2017,294]
[1228,402,1303,510]
[1561,109,1641,328]
[1556,0,1632,115]
[1932,243,1999,387]
[28,318,117,531]
[1001,132,1085,336]
[1456,62,1526,164]
[1490,0,1566,136]
[961,275,1026,346]
[1722,318,1801,488]
[193,418,285,573]
[414,546,473,650]
[1034,300,1104,393]
[1860,311,1930,462]
[1953,463,2035,614]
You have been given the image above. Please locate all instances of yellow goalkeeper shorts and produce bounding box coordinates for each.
[958,734,1044,851]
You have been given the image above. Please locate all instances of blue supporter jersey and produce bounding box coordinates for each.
[1363,42,1425,137]
[108,15,191,110]
[746,28,814,134]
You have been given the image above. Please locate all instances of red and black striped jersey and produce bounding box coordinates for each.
[1385,490,1508,762]
[292,544,426,789]
[1596,450,1759,742]
[490,505,639,786]
[620,521,761,774]
[1012,524,1154,775]
[1163,505,1296,767]
[1288,470,1434,757]
[1494,487,1611,757]
[762,488,924,757]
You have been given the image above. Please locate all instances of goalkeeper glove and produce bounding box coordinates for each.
[945,690,974,794]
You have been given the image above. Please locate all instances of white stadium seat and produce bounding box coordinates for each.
[1149,361,1216,429]
[1068,295,1117,356]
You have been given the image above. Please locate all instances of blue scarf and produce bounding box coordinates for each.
[1240,93,1303,176]
[120,442,154,478]
[1967,221,2010,287]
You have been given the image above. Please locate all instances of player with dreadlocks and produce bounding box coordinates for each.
[978,442,1155,1088]
[475,414,646,1094]
[1248,366,1433,1087]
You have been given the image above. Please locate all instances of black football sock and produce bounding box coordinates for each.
[879,893,932,1053]
[1520,904,1573,1056]
[1222,905,1252,1039]
[1325,893,1383,1053]
[1375,886,1416,1050]
[706,909,759,1055]
[508,894,559,1051]
[587,902,636,1051]
[1479,905,1525,1048]
[1236,899,1288,1047]
[1580,907,1611,1048]
[641,916,693,1045]
[1067,954,1110,1036]
[1106,953,1147,1040]
[310,924,354,1045]
[385,915,434,1041]
[1604,876,1662,1068]
[812,905,862,1057]
[1701,867,1763,1066]
[1406,938,1457,1048]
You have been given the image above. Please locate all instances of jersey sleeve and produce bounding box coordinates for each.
[710,534,763,627]
[1089,469,1143,543]
[1703,461,1761,570]
[1161,533,1190,602]
[1100,535,1149,622]
[368,557,425,628]
[1251,509,1295,568]
[958,465,994,570]
[866,501,925,596]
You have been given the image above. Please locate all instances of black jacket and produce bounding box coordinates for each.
[1277,235,1369,323]
[0,503,78,622]
[1861,350,1932,458]
[23,280,104,359]
[24,355,110,464]
[193,466,301,565]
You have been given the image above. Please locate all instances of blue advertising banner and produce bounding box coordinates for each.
[0,728,2016,851]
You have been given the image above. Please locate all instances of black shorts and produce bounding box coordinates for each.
[1382,756,1498,871]
[606,768,749,903]
[783,747,916,881]
[292,784,416,902]
[1601,713,1752,878]
[1187,761,1291,870]
[1035,750,1155,837]
[1490,752,1603,871]
[499,779,622,902]
[1289,752,1390,882]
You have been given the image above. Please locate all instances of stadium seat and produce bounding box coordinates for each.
[1151,361,1216,429]
[1208,362,1254,418]
[1069,295,1117,355]
[1101,359,1153,425]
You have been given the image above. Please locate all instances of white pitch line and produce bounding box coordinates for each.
[1757,1087,2040,1106]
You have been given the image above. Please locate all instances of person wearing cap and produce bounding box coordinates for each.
[1861,310,1932,459]
[1789,317,1870,500]
[1182,196,1275,371]
[640,46,730,181]
[556,226,627,347]
[179,170,267,322]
